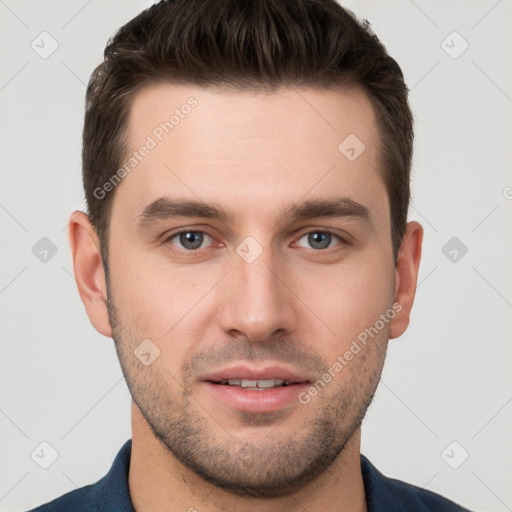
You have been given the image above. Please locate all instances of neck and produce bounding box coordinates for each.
[128,402,367,512]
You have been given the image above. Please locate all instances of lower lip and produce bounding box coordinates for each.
[202,382,309,413]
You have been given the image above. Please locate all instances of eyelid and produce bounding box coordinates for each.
[293,226,352,242]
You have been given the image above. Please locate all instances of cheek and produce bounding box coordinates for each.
[110,242,187,319]
[110,254,221,366]
[294,252,393,348]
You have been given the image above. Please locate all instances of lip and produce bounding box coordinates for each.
[202,381,310,413]
[199,364,311,413]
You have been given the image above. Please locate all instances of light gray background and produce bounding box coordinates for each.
[1,1,511,511]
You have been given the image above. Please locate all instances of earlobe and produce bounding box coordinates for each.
[68,210,113,338]
[389,221,423,340]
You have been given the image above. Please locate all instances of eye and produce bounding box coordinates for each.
[294,230,345,250]
[162,228,348,255]
[165,230,215,251]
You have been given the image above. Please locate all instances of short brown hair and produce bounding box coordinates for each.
[82,0,413,270]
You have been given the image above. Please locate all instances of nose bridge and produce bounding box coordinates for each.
[218,236,297,341]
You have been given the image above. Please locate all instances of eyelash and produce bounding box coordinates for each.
[162,228,350,255]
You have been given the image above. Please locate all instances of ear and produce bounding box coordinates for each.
[68,210,112,338]
[389,221,423,339]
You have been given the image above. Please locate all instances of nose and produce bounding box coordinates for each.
[217,242,298,342]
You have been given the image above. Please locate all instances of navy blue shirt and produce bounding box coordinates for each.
[27,439,472,511]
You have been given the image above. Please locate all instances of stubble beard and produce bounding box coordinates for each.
[105,286,387,498]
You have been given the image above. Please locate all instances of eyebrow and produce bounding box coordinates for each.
[137,196,371,227]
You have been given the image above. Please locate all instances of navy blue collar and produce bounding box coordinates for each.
[90,438,135,511]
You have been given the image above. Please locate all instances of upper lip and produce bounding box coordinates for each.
[200,364,311,384]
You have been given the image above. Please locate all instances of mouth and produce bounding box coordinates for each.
[206,378,306,390]
[200,365,311,413]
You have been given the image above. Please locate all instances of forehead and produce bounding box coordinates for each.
[126,82,378,151]
[113,83,387,228]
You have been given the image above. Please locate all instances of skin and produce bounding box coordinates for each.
[69,83,423,512]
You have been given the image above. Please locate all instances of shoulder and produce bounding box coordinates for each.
[26,482,102,512]
[25,439,134,512]
[360,454,473,512]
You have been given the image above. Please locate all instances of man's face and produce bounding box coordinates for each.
[105,84,397,497]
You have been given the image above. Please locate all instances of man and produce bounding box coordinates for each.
[28,0,472,510]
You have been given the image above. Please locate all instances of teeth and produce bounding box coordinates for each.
[241,379,258,387]
[223,378,288,389]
